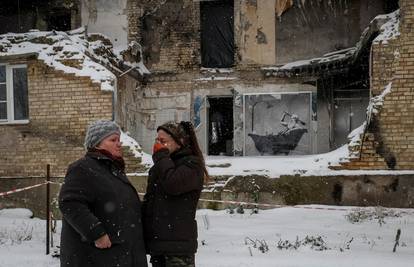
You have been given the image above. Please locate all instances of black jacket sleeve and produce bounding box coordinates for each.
[152,150,204,196]
[59,163,106,242]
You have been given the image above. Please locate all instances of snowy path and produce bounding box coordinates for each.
[1,206,413,267]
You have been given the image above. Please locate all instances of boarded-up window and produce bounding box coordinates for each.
[201,0,234,68]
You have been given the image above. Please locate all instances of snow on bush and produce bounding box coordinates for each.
[345,206,403,225]
[0,222,33,245]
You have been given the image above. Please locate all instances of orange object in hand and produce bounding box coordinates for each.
[153,142,166,154]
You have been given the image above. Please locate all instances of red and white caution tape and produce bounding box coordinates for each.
[0,180,63,197]
[0,182,49,197]
[1,183,411,214]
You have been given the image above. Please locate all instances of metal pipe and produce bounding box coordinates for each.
[46,164,50,255]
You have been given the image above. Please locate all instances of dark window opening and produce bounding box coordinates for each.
[384,0,399,13]
[208,97,234,155]
[0,0,73,34]
[200,0,234,68]
[47,8,72,31]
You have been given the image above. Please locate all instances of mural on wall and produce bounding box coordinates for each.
[193,95,202,128]
[244,92,312,156]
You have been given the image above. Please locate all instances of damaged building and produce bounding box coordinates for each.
[0,0,410,170]
[110,0,399,158]
[2,0,414,212]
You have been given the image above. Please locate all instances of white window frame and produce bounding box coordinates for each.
[0,64,29,125]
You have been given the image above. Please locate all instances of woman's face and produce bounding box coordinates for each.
[97,133,122,158]
[156,129,181,153]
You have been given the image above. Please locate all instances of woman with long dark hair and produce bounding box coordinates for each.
[143,121,208,267]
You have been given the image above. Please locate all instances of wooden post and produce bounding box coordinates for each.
[46,164,50,255]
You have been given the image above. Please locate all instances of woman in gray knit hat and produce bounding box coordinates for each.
[59,120,148,267]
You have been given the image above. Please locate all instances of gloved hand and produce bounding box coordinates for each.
[153,142,167,154]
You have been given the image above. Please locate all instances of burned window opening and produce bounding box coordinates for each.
[384,0,400,13]
[140,0,193,67]
[0,0,75,34]
[200,0,234,68]
[208,97,234,156]
[46,8,72,31]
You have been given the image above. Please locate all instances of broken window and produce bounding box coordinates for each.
[0,65,29,123]
[207,97,234,155]
[200,0,234,68]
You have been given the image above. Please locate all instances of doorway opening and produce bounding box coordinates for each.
[207,96,234,155]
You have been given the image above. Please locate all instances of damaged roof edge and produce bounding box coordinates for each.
[263,9,400,79]
[0,53,38,62]
[0,28,150,90]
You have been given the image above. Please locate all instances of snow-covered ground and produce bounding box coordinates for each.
[1,207,413,267]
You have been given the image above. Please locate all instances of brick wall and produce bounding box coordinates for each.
[0,59,113,177]
[127,0,200,72]
[342,0,414,170]
[127,0,142,44]
[381,0,414,169]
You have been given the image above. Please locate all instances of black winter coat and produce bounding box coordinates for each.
[59,151,148,267]
[142,148,204,256]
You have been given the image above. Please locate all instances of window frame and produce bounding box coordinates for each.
[0,63,29,125]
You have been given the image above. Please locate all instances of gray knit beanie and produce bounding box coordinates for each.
[84,120,121,149]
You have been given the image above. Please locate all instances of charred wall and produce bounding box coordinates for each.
[276,0,389,64]
[0,0,79,34]
[136,0,200,71]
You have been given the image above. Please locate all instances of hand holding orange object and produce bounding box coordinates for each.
[153,142,167,154]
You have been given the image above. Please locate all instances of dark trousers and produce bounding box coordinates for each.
[150,254,195,267]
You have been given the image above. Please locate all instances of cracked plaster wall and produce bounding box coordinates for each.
[81,0,128,51]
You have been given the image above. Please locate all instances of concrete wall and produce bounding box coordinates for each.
[117,67,327,156]
[236,0,276,66]
[201,174,414,209]
[2,173,413,219]
[81,0,128,51]
[118,74,193,153]
[275,0,388,64]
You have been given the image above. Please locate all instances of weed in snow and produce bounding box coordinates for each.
[345,206,403,225]
[244,237,269,253]
[0,221,33,245]
[277,235,330,251]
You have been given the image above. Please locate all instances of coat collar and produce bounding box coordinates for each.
[86,149,125,172]
[170,147,193,161]
[86,151,131,186]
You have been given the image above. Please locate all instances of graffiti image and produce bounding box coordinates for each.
[248,112,308,155]
[244,93,312,156]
